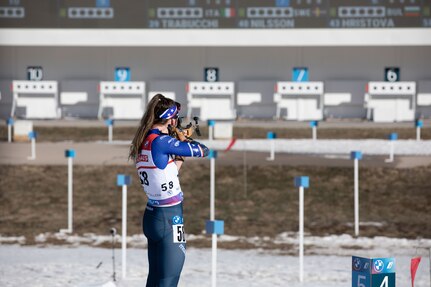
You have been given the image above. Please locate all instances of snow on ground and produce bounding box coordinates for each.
[4,232,430,256]
[1,233,430,287]
[201,139,431,156]
[2,138,430,286]
[112,138,431,155]
[1,246,430,287]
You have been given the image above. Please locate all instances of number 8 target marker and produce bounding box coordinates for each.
[204,67,219,82]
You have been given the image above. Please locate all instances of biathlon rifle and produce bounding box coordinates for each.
[170,116,201,142]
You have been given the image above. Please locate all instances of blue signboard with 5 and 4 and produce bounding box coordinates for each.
[352,256,395,287]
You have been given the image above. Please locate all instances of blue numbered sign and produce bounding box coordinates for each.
[204,67,219,82]
[352,256,371,287]
[292,67,308,82]
[352,257,395,287]
[27,66,43,81]
[115,67,131,82]
[371,258,395,287]
[384,68,400,82]
[96,0,110,7]
[276,0,290,7]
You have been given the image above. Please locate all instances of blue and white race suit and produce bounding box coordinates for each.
[136,129,208,287]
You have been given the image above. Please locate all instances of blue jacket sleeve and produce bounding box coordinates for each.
[151,135,209,169]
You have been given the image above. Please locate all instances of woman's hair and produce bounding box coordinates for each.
[129,94,176,161]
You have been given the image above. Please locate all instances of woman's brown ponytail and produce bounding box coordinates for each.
[129,94,175,161]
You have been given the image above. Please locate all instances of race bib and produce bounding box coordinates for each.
[172,224,186,243]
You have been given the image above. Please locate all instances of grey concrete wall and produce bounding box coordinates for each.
[1,46,430,119]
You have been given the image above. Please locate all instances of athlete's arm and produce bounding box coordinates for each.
[151,135,209,169]
[156,135,209,157]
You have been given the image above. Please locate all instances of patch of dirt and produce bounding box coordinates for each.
[1,163,430,247]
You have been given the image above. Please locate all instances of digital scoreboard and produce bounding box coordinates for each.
[0,0,429,28]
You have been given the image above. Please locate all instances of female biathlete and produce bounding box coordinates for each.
[129,94,209,287]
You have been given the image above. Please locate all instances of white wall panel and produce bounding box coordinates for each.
[1,46,431,82]
[1,29,430,46]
